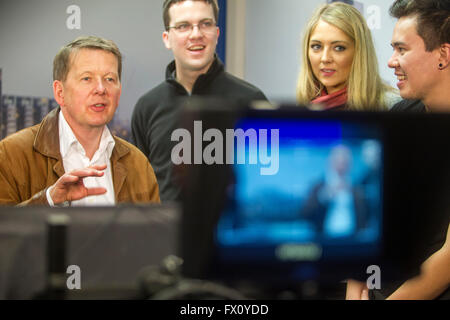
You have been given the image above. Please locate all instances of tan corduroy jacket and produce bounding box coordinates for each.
[0,108,160,206]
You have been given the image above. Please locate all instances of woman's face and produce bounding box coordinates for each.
[308,20,355,94]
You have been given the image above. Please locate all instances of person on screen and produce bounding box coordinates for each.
[296,2,400,111]
[0,36,160,206]
[131,0,267,202]
[300,145,369,238]
[347,0,450,300]
[360,140,382,226]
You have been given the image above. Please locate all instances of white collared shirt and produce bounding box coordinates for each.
[46,111,116,206]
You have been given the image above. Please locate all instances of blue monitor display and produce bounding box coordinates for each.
[214,118,384,280]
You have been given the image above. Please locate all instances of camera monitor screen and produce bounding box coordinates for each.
[211,116,384,284]
[179,103,449,293]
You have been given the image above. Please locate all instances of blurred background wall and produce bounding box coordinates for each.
[0,0,398,140]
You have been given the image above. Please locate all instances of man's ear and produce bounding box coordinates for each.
[216,26,220,45]
[439,43,450,68]
[53,80,64,107]
[162,31,171,50]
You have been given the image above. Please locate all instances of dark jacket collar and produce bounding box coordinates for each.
[165,55,224,94]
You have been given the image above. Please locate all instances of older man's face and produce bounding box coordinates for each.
[53,48,122,134]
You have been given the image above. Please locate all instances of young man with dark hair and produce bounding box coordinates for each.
[131,0,267,202]
[347,0,450,300]
[389,0,450,112]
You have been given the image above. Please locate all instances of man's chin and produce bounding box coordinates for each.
[185,58,214,72]
[399,89,418,101]
[87,117,112,129]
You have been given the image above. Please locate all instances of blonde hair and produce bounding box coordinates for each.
[296,2,393,110]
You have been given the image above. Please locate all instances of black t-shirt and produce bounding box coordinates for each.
[390,99,426,112]
[131,57,268,202]
[374,98,450,300]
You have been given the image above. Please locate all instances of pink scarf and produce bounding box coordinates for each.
[311,87,348,110]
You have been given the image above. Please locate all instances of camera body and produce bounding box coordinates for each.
[178,98,450,297]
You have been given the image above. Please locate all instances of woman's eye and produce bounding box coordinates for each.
[311,44,321,50]
[335,46,346,52]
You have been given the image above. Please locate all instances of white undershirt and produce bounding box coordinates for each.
[46,111,116,206]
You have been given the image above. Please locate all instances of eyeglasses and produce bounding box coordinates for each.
[167,19,217,35]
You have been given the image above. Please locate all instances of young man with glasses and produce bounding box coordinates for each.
[132,0,267,202]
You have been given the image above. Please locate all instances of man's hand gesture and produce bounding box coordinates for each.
[49,164,107,205]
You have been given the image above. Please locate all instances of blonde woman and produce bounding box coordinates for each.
[296,2,399,111]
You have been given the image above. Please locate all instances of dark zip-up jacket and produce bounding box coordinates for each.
[131,57,267,202]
